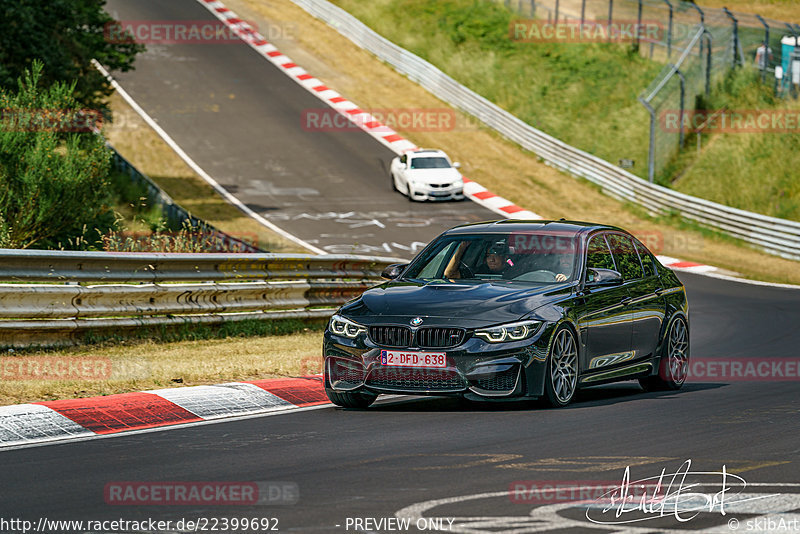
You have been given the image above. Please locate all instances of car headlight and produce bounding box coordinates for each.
[474,320,541,343]
[329,314,366,339]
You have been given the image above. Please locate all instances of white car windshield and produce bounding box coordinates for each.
[410,157,450,169]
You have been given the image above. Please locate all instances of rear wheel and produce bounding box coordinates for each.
[326,389,377,409]
[639,315,689,391]
[543,327,579,407]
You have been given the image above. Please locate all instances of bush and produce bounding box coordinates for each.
[0,62,117,249]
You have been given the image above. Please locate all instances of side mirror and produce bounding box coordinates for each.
[585,268,623,287]
[381,263,408,280]
[452,162,461,169]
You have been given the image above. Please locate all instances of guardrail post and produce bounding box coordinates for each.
[661,0,673,58]
[638,97,657,184]
[580,0,586,25]
[607,0,614,41]
[674,65,686,148]
[704,30,713,96]
[688,3,705,57]
[722,7,739,68]
[635,0,642,50]
[755,15,770,82]
[530,0,536,18]
[555,0,560,22]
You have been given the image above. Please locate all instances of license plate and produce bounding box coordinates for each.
[380,350,447,368]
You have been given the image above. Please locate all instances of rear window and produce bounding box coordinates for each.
[633,239,657,278]
[607,234,645,280]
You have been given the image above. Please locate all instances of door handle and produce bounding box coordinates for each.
[620,297,633,305]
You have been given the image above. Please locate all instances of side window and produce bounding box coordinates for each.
[633,240,656,278]
[607,234,645,280]
[416,241,457,279]
[585,234,616,272]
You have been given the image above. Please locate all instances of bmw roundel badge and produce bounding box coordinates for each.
[410,317,423,326]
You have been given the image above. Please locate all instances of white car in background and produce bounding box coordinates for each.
[390,149,464,201]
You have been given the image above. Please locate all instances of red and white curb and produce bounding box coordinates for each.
[655,255,717,274]
[0,376,328,449]
[196,0,538,221]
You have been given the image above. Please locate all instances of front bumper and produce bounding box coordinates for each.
[408,183,464,201]
[323,324,553,400]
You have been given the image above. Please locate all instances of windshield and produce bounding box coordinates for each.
[404,232,579,284]
[410,156,450,169]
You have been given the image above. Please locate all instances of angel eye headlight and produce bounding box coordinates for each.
[329,314,366,339]
[474,320,541,343]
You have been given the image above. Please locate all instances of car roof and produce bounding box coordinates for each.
[443,219,625,237]
[407,149,448,157]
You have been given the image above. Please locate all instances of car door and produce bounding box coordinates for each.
[629,238,666,360]
[575,233,633,377]
[606,233,664,364]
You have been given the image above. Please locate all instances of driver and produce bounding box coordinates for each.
[552,254,573,282]
[483,244,510,274]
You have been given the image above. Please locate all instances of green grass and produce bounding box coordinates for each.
[668,69,800,221]
[330,0,663,179]
[108,169,168,233]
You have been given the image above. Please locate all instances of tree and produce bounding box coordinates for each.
[0,0,143,112]
[0,62,117,249]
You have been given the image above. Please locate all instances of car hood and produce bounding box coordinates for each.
[407,168,462,184]
[341,279,571,327]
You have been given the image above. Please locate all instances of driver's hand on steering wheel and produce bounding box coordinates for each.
[555,273,567,282]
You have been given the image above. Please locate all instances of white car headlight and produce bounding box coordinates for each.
[474,320,541,343]
[329,314,366,339]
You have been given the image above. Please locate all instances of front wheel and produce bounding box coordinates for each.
[543,326,579,407]
[391,172,399,192]
[639,315,689,391]
[326,389,377,409]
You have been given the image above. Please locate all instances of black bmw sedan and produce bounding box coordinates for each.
[323,220,689,408]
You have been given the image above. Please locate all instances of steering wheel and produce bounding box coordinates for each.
[458,262,475,279]
[519,269,557,282]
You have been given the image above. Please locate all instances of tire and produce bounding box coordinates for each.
[391,172,399,192]
[326,389,377,409]
[406,182,415,202]
[639,315,689,391]
[542,326,579,407]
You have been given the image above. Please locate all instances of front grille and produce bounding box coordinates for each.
[367,367,465,391]
[430,183,451,189]
[369,326,412,348]
[417,327,465,349]
[474,366,518,392]
[328,358,364,389]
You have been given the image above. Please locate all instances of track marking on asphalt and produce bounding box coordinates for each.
[395,489,800,533]
[723,461,792,474]
[496,456,677,472]
[92,60,325,254]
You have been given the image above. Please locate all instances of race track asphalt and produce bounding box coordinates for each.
[103,0,497,259]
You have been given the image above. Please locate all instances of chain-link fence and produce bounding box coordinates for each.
[500,0,800,182]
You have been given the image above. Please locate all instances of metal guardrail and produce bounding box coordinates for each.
[289,0,800,261]
[0,250,397,347]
